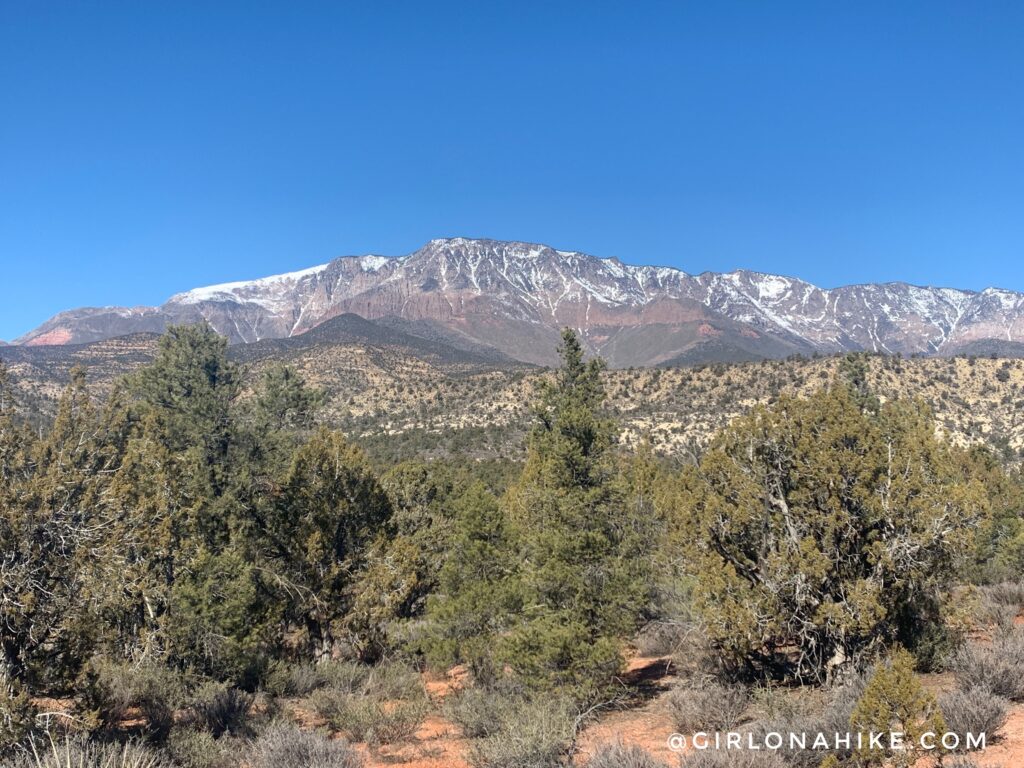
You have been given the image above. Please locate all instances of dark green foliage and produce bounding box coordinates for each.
[0,682,37,757]
[253,363,322,433]
[1,370,120,692]
[262,428,391,661]
[422,481,516,680]
[501,330,649,697]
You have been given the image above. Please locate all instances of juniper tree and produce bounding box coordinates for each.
[0,370,116,690]
[104,324,255,668]
[264,428,392,661]
[850,649,946,767]
[672,384,984,682]
[346,461,462,660]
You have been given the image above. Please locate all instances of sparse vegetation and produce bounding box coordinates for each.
[665,681,750,733]
[248,724,363,768]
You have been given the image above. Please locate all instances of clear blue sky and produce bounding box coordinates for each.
[2,2,1023,341]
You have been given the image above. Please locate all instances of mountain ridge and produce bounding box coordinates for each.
[16,237,1024,367]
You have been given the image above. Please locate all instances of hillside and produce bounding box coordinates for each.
[5,334,1023,463]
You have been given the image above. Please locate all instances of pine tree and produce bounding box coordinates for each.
[502,329,645,698]
[422,481,517,681]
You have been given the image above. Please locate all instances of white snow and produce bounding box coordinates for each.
[170,262,330,305]
[982,287,1022,311]
[754,274,792,301]
[358,255,391,272]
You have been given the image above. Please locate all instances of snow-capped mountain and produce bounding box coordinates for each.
[15,238,1024,367]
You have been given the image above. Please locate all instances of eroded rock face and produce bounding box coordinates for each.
[15,237,1024,367]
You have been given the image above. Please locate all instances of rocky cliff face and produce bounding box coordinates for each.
[16,238,1024,367]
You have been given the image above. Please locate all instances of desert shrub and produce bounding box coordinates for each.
[586,740,669,768]
[79,661,190,744]
[264,662,325,698]
[314,693,428,745]
[981,581,1024,611]
[939,686,1009,750]
[308,687,350,727]
[318,662,371,695]
[665,681,750,733]
[15,736,168,768]
[360,661,422,700]
[633,622,691,657]
[943,759,1005,768]
[308,660,427,745]
[166,726,242,768]
[248,723,364,768]
[979,602,1018,633]
[189,683,254,738]
[668,630,722,684]
[953,627,1024,701]
[442,686,519,738]
[467,695,575,768]
[300,660,416,701]
[747,675,866,768]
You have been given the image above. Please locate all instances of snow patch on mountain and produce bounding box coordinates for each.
[170,262,331,306]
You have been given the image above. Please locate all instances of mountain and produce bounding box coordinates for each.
[15,238,1024,366]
